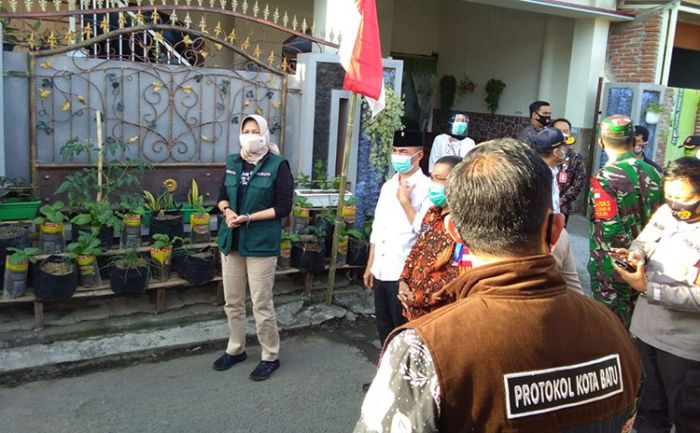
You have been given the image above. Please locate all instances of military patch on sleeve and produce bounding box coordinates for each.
[591,178,618,220]
[504,354,623,419]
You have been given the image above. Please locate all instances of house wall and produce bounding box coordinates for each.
[606,11,663,83]
[390,0,574,117]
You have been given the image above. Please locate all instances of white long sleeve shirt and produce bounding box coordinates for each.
[428,134,476,172]
[369,169,431,281]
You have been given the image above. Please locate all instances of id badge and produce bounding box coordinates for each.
[558,171,568,184]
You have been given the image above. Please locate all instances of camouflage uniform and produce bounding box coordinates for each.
[588,151,662,327]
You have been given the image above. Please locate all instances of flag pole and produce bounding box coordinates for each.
[325,91,359,305]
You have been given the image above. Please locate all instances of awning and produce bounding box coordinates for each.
[465,0,634,21]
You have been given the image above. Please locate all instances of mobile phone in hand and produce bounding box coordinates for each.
[612,257,637,273]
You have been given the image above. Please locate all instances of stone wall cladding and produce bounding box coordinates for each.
[607,11,663,83]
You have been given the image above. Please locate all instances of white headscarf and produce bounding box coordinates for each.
[239,114,280,165]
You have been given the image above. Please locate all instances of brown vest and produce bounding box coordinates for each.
[394,255,642,433]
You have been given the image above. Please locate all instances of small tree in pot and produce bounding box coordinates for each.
[118,197,146,249]
[186,179,213,244]
[33,201,69,254]
[110,249,150,295]
[3,247,38,299]
[150,233,182,281]
[347,215,373,266]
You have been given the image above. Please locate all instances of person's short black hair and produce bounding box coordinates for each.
[445,138,552,256]
[551,118,571,130]
[635,125,649,142]
[435,155,463,168]
[665,157,700,194]
[529,101,550,115]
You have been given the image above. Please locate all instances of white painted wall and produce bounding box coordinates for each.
[389,0,574,116]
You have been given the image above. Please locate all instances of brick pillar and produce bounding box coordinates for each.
[607,12,663,83]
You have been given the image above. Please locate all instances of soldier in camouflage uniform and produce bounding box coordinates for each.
[588,115,663,327]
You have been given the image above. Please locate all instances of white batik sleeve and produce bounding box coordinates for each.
[353,329,440,433]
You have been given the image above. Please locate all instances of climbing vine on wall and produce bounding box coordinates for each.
[363,86,405,173]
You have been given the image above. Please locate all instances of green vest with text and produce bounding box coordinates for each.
[217,153,284,257]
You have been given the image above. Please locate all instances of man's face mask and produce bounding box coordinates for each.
[451,121,468,137]
[537,113,551,127]
[666,198,700,222]
[391,152,418,174]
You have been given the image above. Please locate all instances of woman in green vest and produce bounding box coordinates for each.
[213,114,294,381]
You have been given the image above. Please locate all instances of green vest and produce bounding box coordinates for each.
[216,153,284,257]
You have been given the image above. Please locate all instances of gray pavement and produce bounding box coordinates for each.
[0,320,379,433]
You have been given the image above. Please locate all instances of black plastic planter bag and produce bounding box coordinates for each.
[110,264,149,295]
[178,247,216,285]
[34,255,78,300]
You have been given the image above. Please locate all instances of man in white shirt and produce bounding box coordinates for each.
[364,131,431,346]
[428,113,476,172]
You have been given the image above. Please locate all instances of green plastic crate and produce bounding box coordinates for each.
[0,199,41,221]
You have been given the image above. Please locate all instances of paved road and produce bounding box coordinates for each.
[0,320,380,433]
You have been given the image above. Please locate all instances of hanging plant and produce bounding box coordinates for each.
[484,79,506,114]
[456,74,477,97]
[439,75,457,113]
[363,86,405,173]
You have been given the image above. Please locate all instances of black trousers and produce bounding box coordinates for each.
[634,339,700,433]
[373,279,407,347]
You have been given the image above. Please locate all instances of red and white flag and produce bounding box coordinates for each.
[338,0,385,116]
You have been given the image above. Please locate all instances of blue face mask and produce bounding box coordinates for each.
[451,121,468,136]
[428,183,447,206]
[391,153,417,174]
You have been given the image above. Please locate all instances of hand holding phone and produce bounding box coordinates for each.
[612,257,637,273]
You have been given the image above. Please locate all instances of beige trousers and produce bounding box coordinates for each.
[221,252,279,361]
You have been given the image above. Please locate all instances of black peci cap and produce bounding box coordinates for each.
[393,130,424,148]
[534,128,566,152]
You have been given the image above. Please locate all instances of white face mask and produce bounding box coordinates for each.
[240,134,266,153]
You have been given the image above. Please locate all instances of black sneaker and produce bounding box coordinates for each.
[212,351,247,371]
[249,360,280,381]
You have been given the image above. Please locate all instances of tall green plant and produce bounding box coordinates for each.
[439,75,457,113]
[56,138,152,209]
[363,86,405,173]
[484,79,506,114]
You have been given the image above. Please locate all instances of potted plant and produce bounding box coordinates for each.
[293,172,313,189]
[347,215,373,266]
[341,196,357,225]
[67,232,103,287]
[186,179,213,244]
[336,222,350,266]
[290,224,326,273]
[119,197,146,249]
[293,195,312,233]
[34,254,78,300]
[645,101,663,125]
[0,8,21,52]
[279,231,300,271]
[175,246,216,285]
[0,224,31,263]
[70,199,120,251]
[110,248,150,295]
[33,201,69,254]
[3,247,38,299]
[149,233,182,281]
[144,178,184,242]
[457,74,477,98]
[313,159,329,189]
[0,177,40,221]
[484,79,506,114]
[314,206,336,257]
